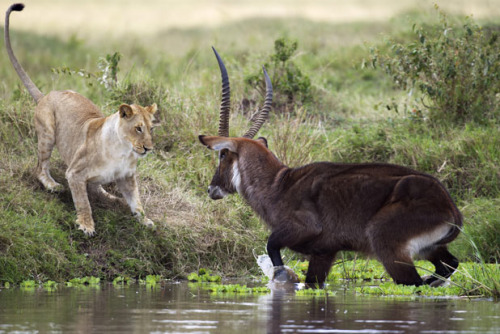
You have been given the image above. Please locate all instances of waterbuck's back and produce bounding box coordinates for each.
[273,162,459,254]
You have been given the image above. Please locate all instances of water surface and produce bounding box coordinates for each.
[0,281,499,333]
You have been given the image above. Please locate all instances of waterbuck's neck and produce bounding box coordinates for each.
[236,149,288,221]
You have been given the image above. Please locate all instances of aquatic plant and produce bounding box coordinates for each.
[112,276,134,286]
[139,274,162,287]
[295,288,332,296]
[20,280,36,288]
[190,282,270,295]
[42,280,57,288]
[187,268,222,283]
[66,276,101,287]
[355,281,464,297]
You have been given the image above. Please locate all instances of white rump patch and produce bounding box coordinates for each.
[232,162,242,194]
[406,224,451,258]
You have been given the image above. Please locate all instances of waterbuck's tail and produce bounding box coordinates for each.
[437,191,463,245]
[4,3,43,103]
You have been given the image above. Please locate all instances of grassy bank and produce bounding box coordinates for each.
[0,3,499,288]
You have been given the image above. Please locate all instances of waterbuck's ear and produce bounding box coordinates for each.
[198,135,237,153]
[256,137,268,148]
[119,104,135,119]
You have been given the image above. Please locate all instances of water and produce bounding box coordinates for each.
[0,281,499,333]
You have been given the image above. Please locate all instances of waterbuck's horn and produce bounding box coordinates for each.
[212,47,230,137]
[243,67,273,139]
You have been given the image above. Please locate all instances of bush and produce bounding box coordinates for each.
[370,6,500,123]
[245,37,313,113]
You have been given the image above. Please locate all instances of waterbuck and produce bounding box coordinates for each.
[199,48,462,288]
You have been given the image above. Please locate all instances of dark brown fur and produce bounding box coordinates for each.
[199,135,462,287]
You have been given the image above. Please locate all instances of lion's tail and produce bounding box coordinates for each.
[5,3,44,103]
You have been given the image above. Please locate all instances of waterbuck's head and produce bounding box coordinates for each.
[199,47,273,200]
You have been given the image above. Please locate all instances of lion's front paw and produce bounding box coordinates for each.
[134,212,155,229]
[76,216,95,236]
[142,217,155,228]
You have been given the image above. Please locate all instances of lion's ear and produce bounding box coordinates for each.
[148,104,161,125]
[147,103,158,114]
[119,104,134,118]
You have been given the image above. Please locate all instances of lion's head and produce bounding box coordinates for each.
[118,103,159,156]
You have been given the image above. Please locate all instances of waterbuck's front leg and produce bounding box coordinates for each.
[116,175,154,228]
[267,215,323,283]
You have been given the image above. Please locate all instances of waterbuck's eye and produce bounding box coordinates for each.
[136,126,143,133]
[220,150,227,160]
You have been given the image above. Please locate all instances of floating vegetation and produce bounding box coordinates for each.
[139,274,162,287]
[19,279,58,291]
[65,276,101,287]
[355,282,464,298]
[20,280,36,291]
[188,282,270,295]
[295,288,333,297]
[187,268,222,283]
[42,280,58,291]
[204,283,270,295]
[112,276,134,286]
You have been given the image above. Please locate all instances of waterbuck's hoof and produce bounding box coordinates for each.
[423,275,449,287]
[273,266,300,283]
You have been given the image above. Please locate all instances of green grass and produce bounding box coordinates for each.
[0,3,499,298]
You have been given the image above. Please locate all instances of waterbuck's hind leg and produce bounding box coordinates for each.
[379,253,424,286]
[305,253,336,288]
[421,245,459,287]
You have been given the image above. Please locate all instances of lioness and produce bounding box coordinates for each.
[5,3,158,235]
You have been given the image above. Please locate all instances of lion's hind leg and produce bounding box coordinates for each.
[34,104,62,192]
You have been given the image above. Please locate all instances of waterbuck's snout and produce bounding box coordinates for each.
[207,185,225,200]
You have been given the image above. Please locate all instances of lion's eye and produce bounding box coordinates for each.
[136,126,143,133]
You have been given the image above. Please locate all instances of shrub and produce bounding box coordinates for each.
[369,6,500,123]
[245,37,313,113]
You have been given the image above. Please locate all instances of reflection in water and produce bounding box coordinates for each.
[0,282,499,333]
[262,287,464,333]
